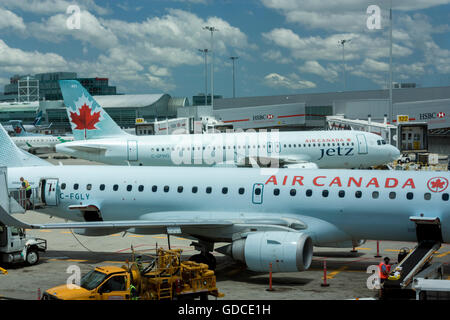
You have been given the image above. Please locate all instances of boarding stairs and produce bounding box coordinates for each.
[382,216,443,299]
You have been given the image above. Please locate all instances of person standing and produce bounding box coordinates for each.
[378,257,391,283]
[20,177,32,210]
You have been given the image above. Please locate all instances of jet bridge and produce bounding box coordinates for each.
[381,216,443,299]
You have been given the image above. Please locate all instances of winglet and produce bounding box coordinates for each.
[59,80,126,140]
[0,124,52,167]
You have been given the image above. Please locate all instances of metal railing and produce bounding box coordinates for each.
[8,187,41,211]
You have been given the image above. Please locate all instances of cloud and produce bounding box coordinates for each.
[28,10,119,50]
[298,61,340,83]
[261,0,450,32]
[262,49,292,64]
[1,0,110,15]
[0,39,67,74]
[10,7,254,92]
[0,8,26,31]
[264,73,316,90]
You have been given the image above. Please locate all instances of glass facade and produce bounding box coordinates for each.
[3,72,117,101]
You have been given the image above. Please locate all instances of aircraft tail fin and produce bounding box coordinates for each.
[32,110,43,126]
[59,80,126,140]
[9,121,29,137]
[0,124,52,167]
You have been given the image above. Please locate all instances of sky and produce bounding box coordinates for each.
[0,0,449,100]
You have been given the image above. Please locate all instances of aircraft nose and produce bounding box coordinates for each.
[390,145,401,161]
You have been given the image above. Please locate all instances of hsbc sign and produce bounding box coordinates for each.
[253,114,275,121]
[419,112,446,120]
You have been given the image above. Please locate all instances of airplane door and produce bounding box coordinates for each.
[127,140,138,161]
[267,142,272,154]
[356,134,368,154]
[252,183,264,204]
[42,179,59,206]
[274,142,281,153]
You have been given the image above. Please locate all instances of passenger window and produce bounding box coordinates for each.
[206,187,212,194]
[138,185,144,192]
[338,190,345,198]
[372,191,379,199]
[152,185,157,192]
[61,183,66,190]
[222,187,228,194]
[406,192,414,200]
[238,188,245,195]
[178,186,183,193]
[74,183,79,190]
[100,184,105,191]
[389,192,396,199]
[254,188,261,196]
[87,184,92,191]
[290,189,296,196]
[192,187,198,193]
[355,191,362,198]
[164,186,169,193]
[273,188,280,196]
[306,189,312,197]
[113,184,119,191]
[424,193,431,200]
[322,190,329,198]
[442,193,449,201]
[127,185,132,192]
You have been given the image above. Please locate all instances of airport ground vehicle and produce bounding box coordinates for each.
[42,248,223,300]
[0,222,47,266]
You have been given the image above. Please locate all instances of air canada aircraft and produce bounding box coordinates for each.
[0,124,448,272]
[3,111,51,136]
[55,80,400,169]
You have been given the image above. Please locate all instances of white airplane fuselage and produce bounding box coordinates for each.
[13,135,74,153]
[7,165,450,244]
[56,131,399,168]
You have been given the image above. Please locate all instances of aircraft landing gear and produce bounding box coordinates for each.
[189,241,217,270]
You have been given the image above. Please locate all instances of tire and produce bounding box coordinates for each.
[26,249,39,266]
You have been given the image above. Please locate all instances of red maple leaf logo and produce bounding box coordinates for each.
[70,103,101,130]
[431,179,445,190]
[14,126,22,134]
[427,177,449,193]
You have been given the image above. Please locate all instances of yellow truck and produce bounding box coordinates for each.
[42,248,223,300]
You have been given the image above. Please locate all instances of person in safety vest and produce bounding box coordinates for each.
[379,257,391,283]
[129,283,139,300]
[20,177,32,209]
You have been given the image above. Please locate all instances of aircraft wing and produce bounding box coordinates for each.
[0,206,306,232]
[235,155,318,169]
[60,145,108,154]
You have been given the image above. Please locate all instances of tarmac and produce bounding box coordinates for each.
[0,154,449,300]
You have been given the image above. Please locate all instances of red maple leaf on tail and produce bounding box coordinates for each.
[70,103,101,130]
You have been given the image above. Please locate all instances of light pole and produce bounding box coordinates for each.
[338,39,351,91]
[230,56,239,98]
[198,49,209,106]
[203,26,218,108]
[388,1,393,124]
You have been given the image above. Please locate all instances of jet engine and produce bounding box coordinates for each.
[217,231,313,272]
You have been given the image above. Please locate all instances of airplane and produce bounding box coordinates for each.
[3,111,52,136]
[12,134,74,154]
[55,80,400,169]
[0,123,448,272]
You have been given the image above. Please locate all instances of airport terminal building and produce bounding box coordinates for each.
[1,79,450,153]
